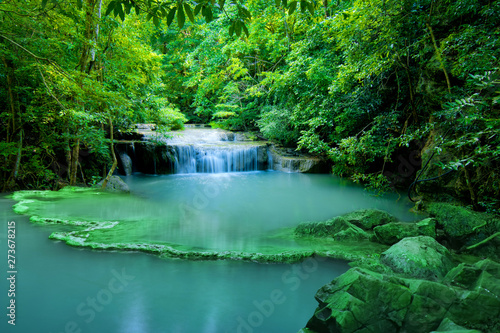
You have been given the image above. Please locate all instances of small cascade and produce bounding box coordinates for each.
[172,145,259,173]
[119,153,133,176]
[133,127,271,174]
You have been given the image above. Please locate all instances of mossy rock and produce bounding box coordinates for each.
[342,209,398,230]
[374,218,437,245]
[295,216,351,237]
[381,236,455,280]
[430,318,482,332]
[307,268,412,333]
[295,216,371,241]
[302,257,500,333]
[427,203,487,238]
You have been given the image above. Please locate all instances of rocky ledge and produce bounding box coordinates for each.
[299,237,500,333]
[296,203,500,333]
[269,145,330,173]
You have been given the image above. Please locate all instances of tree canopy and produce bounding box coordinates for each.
[1,0,499,211]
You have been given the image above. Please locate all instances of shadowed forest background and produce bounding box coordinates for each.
[1,0,499,212]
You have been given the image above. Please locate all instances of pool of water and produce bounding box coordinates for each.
[1,171,418,332]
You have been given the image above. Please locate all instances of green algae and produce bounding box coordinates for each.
[10,188,394,264]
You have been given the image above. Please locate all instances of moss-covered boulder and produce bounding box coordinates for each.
[381,236,455,280]
[301,252,500,333]
[427,202,488,238]
[342,209,398,230]
[295,209,398,242]
[374,218,437,245]
[295,216,371,241]
[306,268,413,333]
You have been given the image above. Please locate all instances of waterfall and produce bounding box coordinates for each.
[172,145,259,174]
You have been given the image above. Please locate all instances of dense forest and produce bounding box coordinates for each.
[1,0,499,212]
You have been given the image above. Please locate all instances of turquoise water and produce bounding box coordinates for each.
[1,171,418,332]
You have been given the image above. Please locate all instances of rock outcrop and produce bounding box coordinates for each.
[268,145,330,173]
[301,237,500,333]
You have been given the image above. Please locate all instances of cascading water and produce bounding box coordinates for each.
[172,145,259,173]
[150,127,266,174]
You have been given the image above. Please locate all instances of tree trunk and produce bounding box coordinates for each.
[69,138,80,185]
[101,117,117,190]
[88,0,102,73]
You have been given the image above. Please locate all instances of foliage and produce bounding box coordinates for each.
[1,0,499,211]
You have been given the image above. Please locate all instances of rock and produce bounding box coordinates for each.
[381,236,455,280]
[295,216,371,241]
[269,145,330,173]
[374,218,437,245]
[302,248,500,333]
[430,318,481,332]
[342,209,398,230]
[427,202,487,239]
[96,176,130,193]
[306,268,413,333]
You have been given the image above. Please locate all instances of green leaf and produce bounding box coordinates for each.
[274,0,280,7]
[300,0,306,13]
[146,13,153,21]
[153,15,160,27]
[194,4,202,15]
[177,5,185,28]
[167,7,177,26]
[289,1,297,14]
[134,4,140,15]
[307,2,314,15]
[242,23,249,37]
[204,6,213,22]
[234,20,242,36]
[115,4,125,21]
[218,0,225,9]
[41,0,49,9]
[240,5,251,18]
[124,1,132,14]
[105,1,116,16]
[282,0,288,7]
[184,4,195,23]
[229,22,235,36]
[76,0,83,10]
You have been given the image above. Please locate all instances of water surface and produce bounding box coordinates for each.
[1,171,418,332]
